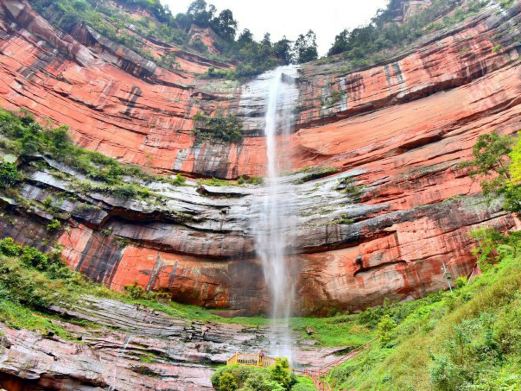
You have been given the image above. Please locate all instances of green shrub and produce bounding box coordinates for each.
[47,219,62,232]
[334,214,354,225]
[168,173,187,186]
[156,52,179,70]
[204,67,237,80]
[376,315,397,346]
[124,283,171,301]
[337,177,363,201]
[321,90,344,108]
[470,228,521,270]
[237,176,263,185]
[0,254,65,309]
[20,246,50,271]
[455,276,468,289]
[295,166,339,183]
[0,237,71,278]
[211,360,296,391]
[290,377,316,391]
[217,372,238,391]
[500,0,515,9]
[0,161,21,188]
[110,183,151,199]
[270,359,296,389]
[125,283,148,300]
[193,112,243,143]
[0,237,22,256]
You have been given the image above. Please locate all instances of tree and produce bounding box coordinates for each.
[269,358,296,389]
[210,9,237,41]
[464,132,513,197]
[237,29,254,47]
[175,12,193,31]
[293,30,318,64]
[187,0,215,27]
[464,132,521,214]
[261,33,272,48]
[328,29,351,56]
[259,33,272,58]
[273,36,293,65]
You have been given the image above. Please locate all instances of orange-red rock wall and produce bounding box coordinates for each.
[1,1,521,314]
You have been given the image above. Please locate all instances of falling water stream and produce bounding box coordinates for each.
[252,65,299,360]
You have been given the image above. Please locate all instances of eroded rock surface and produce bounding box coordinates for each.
[0,296,345,390]
[0,0,519,313]
[1,0,521,388]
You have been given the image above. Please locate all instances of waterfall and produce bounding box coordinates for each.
[251,65,299,360]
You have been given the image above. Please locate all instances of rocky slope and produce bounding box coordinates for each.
[0,295,342,390]
[0,0,521,388]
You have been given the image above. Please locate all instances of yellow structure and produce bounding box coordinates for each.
[226,352,276,368]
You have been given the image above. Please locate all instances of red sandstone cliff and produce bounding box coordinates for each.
[1,0,520,316]
[1,0,521,388]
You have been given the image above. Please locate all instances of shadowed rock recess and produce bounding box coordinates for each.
[0,0,521,388]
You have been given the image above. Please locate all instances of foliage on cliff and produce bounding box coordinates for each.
[325,233,521,390]
[27,0,316,78]
[193,112,243,143]
[326,0,495,69]
[0,109,185,200]
[463,132,521,214]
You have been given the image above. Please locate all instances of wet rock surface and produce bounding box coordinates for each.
[0,0,518,315]
[2,155,516,315]
[0,296,344,390]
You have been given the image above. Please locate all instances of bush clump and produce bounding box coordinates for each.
[124,283,171,302]
[0,161,21,188]
[193,112,243,143]
[0,237,76,310]
[211,359,298,391]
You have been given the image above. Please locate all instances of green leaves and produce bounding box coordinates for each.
[193,112,243,143]
[470,132,513,181]
[464,131,521,214]
[211,359,297,391]
[0,161,21,188]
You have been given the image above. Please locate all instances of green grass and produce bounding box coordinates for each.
[290,316,372,348]
[198,175,263,187]
[326,249,521,390]
[0,300,71,339]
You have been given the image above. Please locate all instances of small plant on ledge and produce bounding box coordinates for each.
[193,112,244,143]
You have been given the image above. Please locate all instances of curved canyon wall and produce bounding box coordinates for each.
[0,0,521,315]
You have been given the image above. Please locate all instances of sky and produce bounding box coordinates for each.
[161,0,390,55]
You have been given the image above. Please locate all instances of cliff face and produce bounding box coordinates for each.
[1,0,521,389]
[0,295,344,390]
[1,0,521,315]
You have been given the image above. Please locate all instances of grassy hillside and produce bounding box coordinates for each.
[326,241,521,390]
